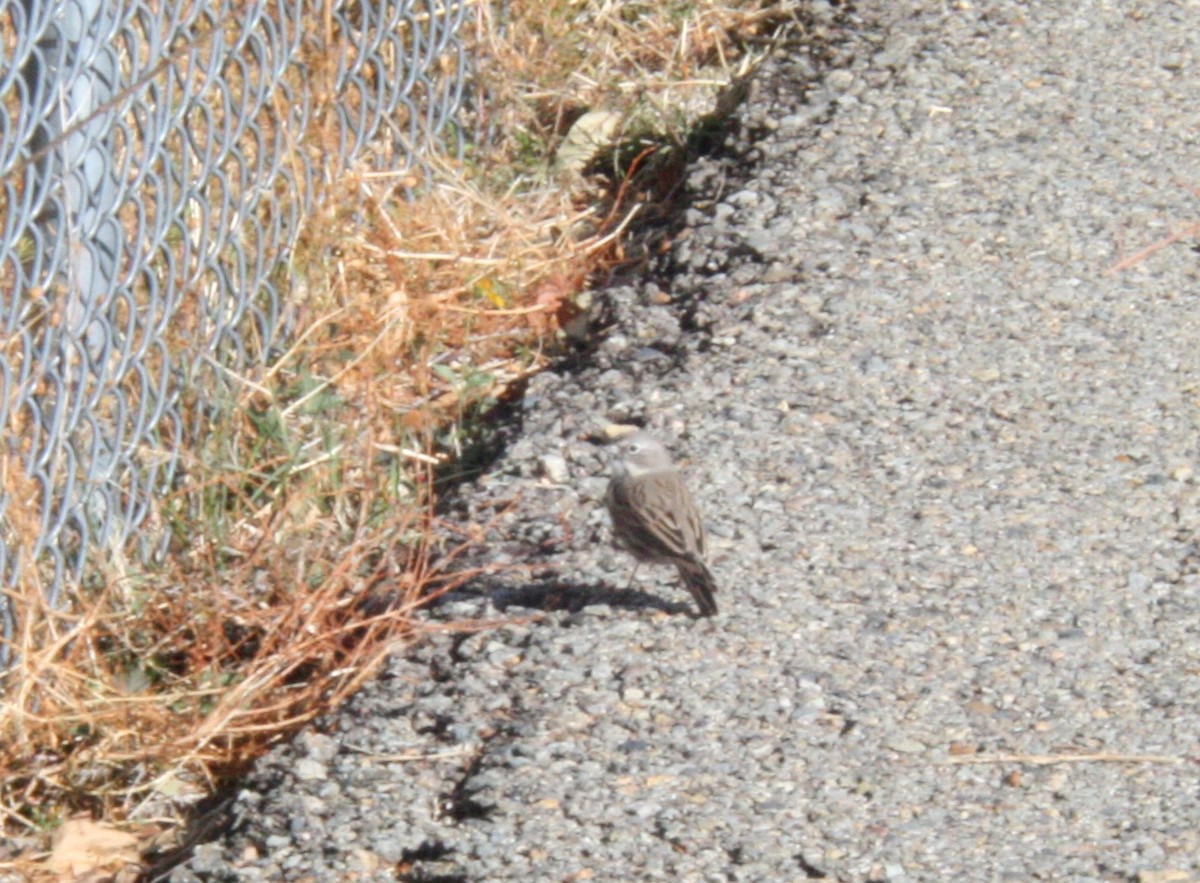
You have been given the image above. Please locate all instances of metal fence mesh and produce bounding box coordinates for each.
[0,0,470,658]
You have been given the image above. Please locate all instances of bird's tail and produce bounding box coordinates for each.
[677,555,718,617]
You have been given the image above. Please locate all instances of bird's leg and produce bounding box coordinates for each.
[623,563,641,591]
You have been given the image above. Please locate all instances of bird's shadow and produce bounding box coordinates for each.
[438,578,697,618]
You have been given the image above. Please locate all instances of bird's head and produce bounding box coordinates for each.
[614,431,674,476]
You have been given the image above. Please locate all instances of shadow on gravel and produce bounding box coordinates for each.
[456,579,695,618]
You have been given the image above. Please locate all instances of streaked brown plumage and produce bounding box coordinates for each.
[605,432,718,616]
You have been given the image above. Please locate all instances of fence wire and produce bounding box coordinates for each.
[0,0,470,662]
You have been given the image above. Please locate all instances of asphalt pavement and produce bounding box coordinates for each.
[176,1,1200,880]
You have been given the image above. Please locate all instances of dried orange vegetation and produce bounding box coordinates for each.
[0,0,798,871]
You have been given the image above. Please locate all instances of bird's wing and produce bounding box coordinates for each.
[613,471,705,560]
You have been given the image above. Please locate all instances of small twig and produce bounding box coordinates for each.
[260,305,349,383]
[438,303,551,317]
[587,201,643,254]
[0,801,38,832]
[278,310,403,419]
[1103,220,1200,276]
[372,443,444,465]
[341,744,473,763]
[941,752,1184,766]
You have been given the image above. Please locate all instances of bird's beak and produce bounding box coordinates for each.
[602,423,641,443]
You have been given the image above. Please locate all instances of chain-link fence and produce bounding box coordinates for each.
[0,0,471,663]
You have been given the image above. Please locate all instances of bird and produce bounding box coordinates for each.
[605,431,719,617]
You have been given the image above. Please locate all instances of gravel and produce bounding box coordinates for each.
[173,1,1200,880]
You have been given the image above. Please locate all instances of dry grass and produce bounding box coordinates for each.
[0,0,802,872]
